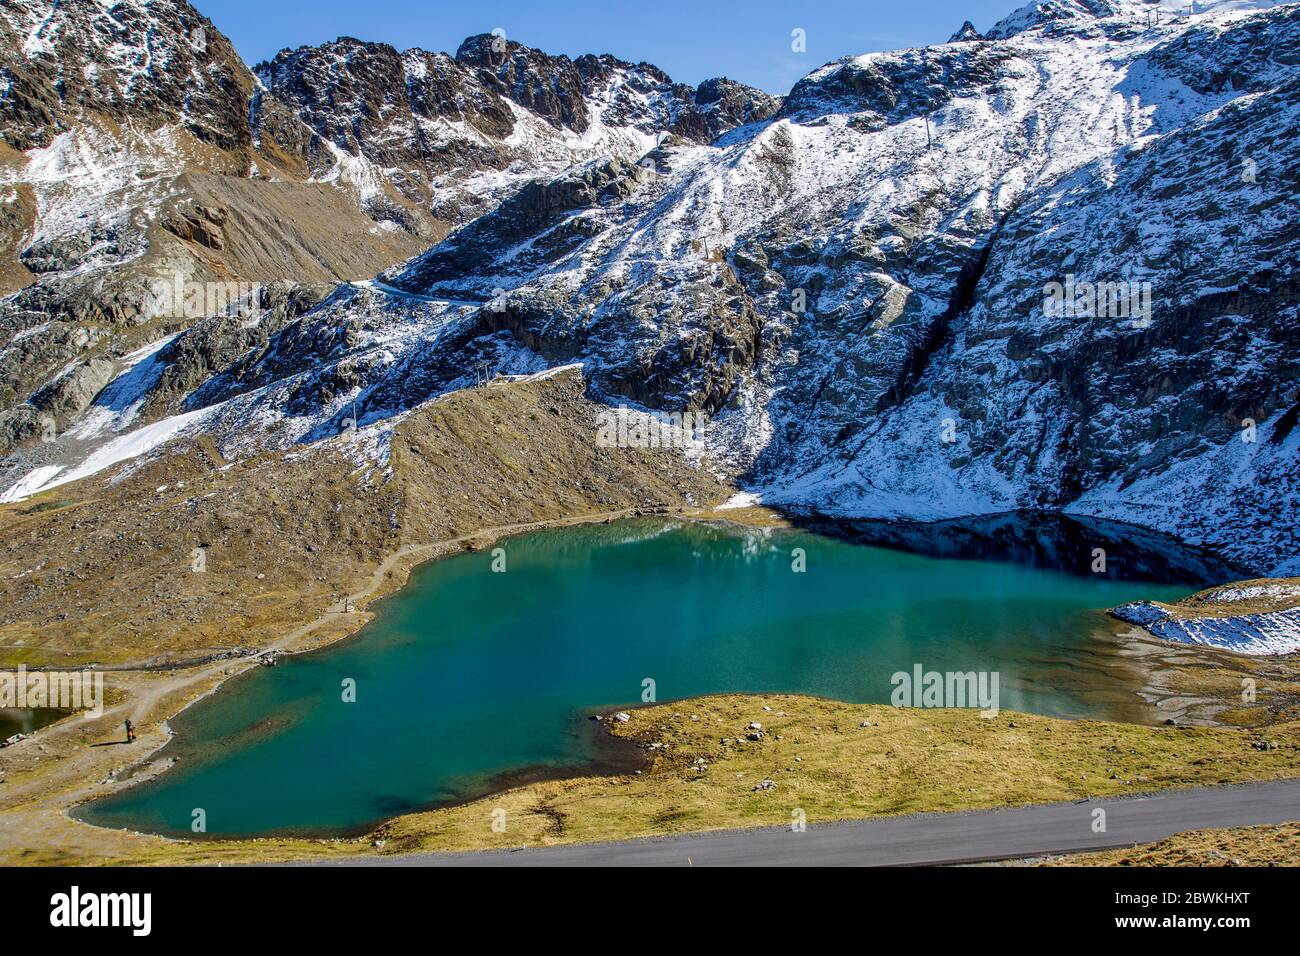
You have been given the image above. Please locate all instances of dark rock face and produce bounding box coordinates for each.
[385,157,651,298]
[28,356,116,419]
[0,404,42,453]
[456,34,591,133]
[0,319,107,407]
[142,281,334,417]
[180,291,366,414]
[693,77,782,132]
[1148,4,1300,94]
[21,225,123,275]
[583,265,764,415]
[0,0,301,167]
[160,205,227,251]
[567,51,780,140]
[256,36,518,189]
[450,35,779,141]
[0,49,61,153]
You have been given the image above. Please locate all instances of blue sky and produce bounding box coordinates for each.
[192,0,1023,94]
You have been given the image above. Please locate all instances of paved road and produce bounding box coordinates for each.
[324,779,1300,867]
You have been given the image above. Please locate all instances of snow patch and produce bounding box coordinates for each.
[1113,600,1300,655]
[717,491,763,510]
[0,465,64,504]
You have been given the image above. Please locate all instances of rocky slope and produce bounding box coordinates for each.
[1,0,1297,641]
[367,0,1295,578]
[0,368,729,665]
[0,0,772,453]
[0,0,417,451]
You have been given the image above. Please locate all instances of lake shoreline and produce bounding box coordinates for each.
[7,505,1296,861]
[68,511,1233,839]
[52,506,694,841]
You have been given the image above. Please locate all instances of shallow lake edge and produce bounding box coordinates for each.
[65,506,1242,842]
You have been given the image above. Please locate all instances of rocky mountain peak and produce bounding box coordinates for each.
[452,32,510,69]
[448,33,778,140]
[980,0,1288,40]
[453,32,592,132]
[694,77,783,128]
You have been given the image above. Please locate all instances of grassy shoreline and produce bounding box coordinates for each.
[20,693,1300,866]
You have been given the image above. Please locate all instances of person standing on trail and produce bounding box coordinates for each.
[124,719,135,743]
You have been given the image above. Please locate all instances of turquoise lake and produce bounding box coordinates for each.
[79,516,1214,838]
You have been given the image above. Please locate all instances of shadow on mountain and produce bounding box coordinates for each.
[777,510,1244,588]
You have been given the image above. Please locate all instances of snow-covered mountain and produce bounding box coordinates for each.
[2,0,1298,579]
[258,33,774,235]
[0,0,771,450]
[256,33,777,227]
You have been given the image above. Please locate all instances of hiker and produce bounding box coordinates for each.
[124,719,135,743]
